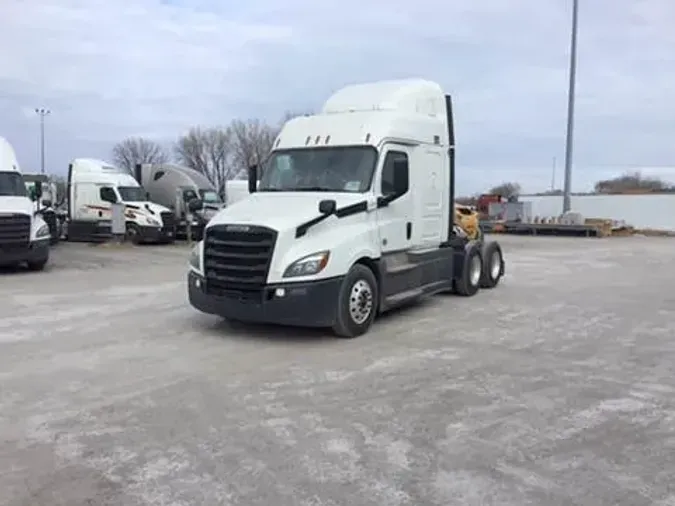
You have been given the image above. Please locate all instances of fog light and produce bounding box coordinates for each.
[195,278,201,288]
[275,288,286,297]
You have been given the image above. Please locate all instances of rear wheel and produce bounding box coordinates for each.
[455,246,482,297]
[480,242,504,288]
[332,264,378,338]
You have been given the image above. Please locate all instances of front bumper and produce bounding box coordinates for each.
[138,225,175,243]
[0,239,49,266]
[187,271,343,327]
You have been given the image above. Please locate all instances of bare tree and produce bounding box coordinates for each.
[594,171,672,194]
[488,182,521,198]
[112,137,168,173]
[174,127,235,196]
[229,119,278,177]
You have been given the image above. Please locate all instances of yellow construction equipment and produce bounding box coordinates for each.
[454,204,482,240]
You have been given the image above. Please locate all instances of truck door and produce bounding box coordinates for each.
[376,146,413,254]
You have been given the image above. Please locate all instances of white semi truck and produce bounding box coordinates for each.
[66,158,176,243]
[0,137,51,270]
[187,79,505,338]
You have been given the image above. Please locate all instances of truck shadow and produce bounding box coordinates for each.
[202,299,431,344]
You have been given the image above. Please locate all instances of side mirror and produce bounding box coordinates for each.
[34,181,43,200]
[392,160,409,196]
[187,198,203,213]
[318,199,336,215]
[248,164,258,193]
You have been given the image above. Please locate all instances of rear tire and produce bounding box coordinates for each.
[480,242,504,288]
[332,264,378,338]
[455,246,482,297]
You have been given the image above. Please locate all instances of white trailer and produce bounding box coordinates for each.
[0,137,51,270]
[187,79,505,337]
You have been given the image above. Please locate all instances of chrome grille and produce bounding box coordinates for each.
[0,213,31,247]
[204,225,276,297]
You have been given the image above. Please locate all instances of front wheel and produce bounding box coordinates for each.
[332,264,378,338]
[26,257,48,272]
[125,223,142,244]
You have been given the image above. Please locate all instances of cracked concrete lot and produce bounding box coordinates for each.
[1,236,674,506]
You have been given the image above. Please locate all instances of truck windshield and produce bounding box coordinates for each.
[258,146,377,193]
[118,186,146,202]
[199,190,221,204]
[0,172,26,197]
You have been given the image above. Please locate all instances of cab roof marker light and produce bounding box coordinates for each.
[314,135,320,144]
[305,136,311,145]
[365,133,371,142]
[325,135,331,144]
[275,138,280,147]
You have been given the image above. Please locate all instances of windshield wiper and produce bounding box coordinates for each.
[294,187,336,192]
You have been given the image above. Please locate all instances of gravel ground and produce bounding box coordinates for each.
[1,236,674,506]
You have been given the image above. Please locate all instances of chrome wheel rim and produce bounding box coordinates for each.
[490,251,501,279]
[469,255,482,286]
[349,279,373,325]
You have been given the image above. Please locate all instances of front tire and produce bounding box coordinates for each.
[125,223,142,244]
[332,264,378,338]
[26,257,48,272]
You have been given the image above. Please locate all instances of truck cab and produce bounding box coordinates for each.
[188,79,505,337]
[66,158,176,243]
[134,163,223,240]
[0,137,51,270]
[24,174,62,244]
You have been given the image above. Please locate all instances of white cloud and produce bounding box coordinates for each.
[0,0,674,193]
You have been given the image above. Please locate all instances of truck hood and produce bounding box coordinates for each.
[0,196,33,216]
[208,192,367,232]
[124,201,171,216]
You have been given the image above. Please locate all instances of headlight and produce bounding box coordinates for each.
[189,243,202,272]
[283,251,330,278]
[35,224,50,238]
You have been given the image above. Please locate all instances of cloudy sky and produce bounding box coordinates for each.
[1,0,674,194]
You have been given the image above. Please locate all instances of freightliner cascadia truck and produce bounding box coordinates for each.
[187,79,505,338]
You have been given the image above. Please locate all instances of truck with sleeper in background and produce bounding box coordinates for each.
[0,137,52,270]
[134,163,223,240]
[66,158,176,244]
[187,79,505,338]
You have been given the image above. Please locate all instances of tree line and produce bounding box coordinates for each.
[111,118,674,199]
[111,112,306,196]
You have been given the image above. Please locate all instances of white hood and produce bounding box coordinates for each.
[0,196,33,216]
[124,201,170,215]
[208,192,366,232]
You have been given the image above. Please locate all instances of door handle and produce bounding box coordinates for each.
[406,222,412,240]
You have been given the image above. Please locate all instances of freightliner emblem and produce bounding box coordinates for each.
[225,225,250,232]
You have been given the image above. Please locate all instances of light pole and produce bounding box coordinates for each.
[562,0,579,213]
[34,108,50,174]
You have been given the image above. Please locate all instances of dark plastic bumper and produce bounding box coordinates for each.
[138,225,175,243]
[0,239,49,266]
[188,271,343,327]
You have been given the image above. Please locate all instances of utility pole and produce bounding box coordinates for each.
[34,108,50,174]
[562,0,579,213]
[551,156,557,192]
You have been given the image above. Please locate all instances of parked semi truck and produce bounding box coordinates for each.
[134,163,223,240]
[24,173,63,244]
[0,137,52,270]
[187,79,505,338]
[66,158,176,243]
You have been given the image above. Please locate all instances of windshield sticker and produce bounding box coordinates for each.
[344,181,360,191]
